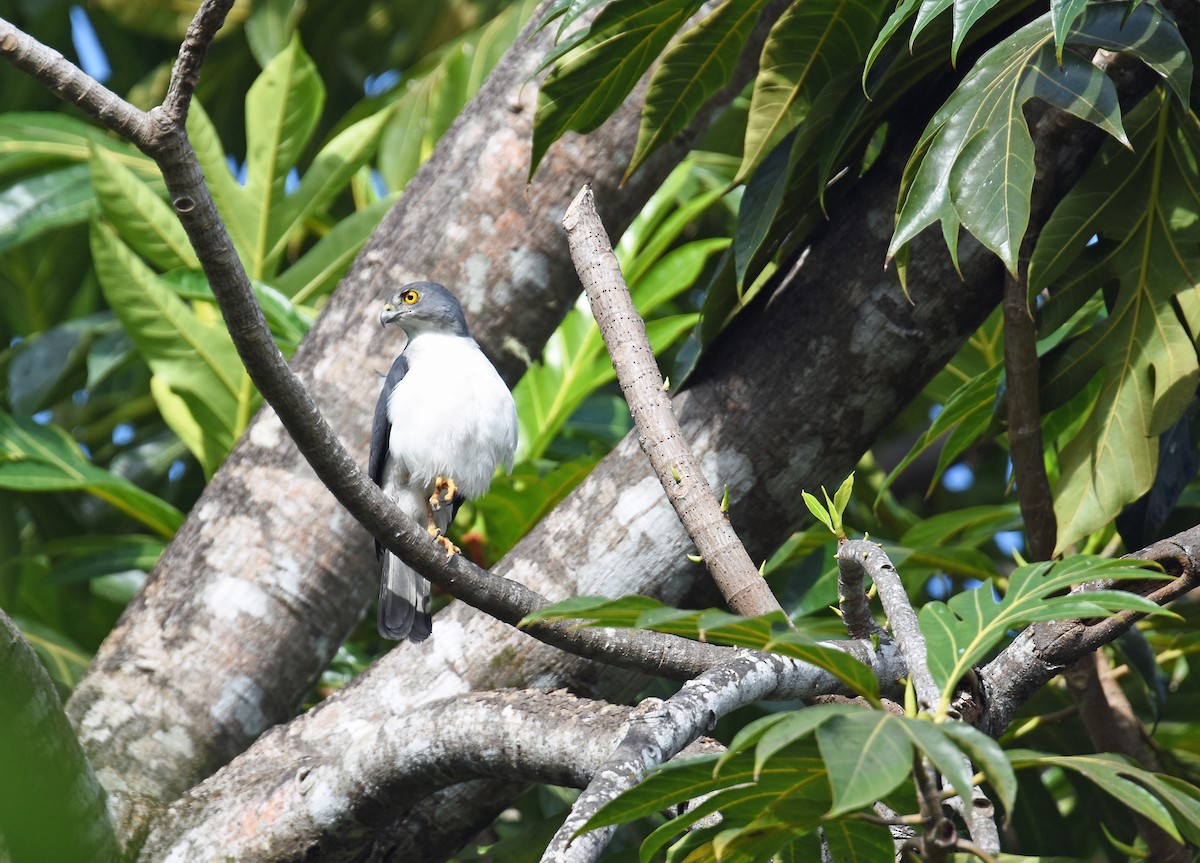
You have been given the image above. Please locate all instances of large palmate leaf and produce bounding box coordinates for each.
[627,0,768,180]
[520,594,880,699]
[920,556,1167,717]
[0,409,183,537]
[890,1,1191,277]
[1031,98,1200,553]
[89,221,252,477]
[531,0,702,177]
[737,0,889,184]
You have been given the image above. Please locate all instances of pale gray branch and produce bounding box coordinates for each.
[563,185,784,619]
[837,540,940,712]
[541,655,789,863]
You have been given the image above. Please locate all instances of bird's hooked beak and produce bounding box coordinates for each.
[380,304,400,327]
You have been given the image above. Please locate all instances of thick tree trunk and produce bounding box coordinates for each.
[64,0,778,843]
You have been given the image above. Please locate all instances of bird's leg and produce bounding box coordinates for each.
[425,493,460,557]
[430,475,458,511]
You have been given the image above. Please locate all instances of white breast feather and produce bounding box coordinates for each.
[385,332,518,501]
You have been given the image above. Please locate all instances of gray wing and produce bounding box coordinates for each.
[369,353,408,559]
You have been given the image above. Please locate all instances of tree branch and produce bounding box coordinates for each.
[979,523,1200,736]
[836,539,887,640]
[562,185,784,619]
[541,654,793,863]
[837,540,940,713]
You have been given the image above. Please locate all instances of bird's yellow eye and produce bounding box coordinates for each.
[402,290,420,305]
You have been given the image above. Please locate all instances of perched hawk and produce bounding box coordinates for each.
[368,281,518,641]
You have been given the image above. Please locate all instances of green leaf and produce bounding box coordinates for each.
[0,409,182,537]
[921,556,1166,716]
[162,270,312,353]
[0,112,155,179]
[11,615,92,689]
[880,362,1002,501]
[817,712,912,816]
[521,595,879,699]
[39,534,167,584]
[939,722,1017,815]
[891,2,1192,275]
[900,503,1021,549]
[821,815,897,862]
[862,0,922,85]
[471,457,599,561]
[802,491,834,533]
[951,0,1005,64]
[627,0,767,180]
[273,195,395,303]
[1032,98,1200,553]
[244,34,324,276]
[377,0,535,192]
[1009,751,1184,841]
[737,0,889,183]
[0,165,96,254]
[267,105,392,273]
[89,220,251,476]
[90,146,199,271]
[244,0,305,66]
[186,102,256,263]
[1049,0,1090,63]
[532,0,700,178]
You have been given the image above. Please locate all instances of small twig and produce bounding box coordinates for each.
[836,539,887,640]
[913,753,955,863]
[837,540,940,712]
[160,0,234,126]
[1002,271,1056,560]
[562,184,784,620]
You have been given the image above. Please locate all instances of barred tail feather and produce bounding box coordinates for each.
[378,551,432,642]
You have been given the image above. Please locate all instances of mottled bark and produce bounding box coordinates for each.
[137,690,629,863]
[63,0,754,832]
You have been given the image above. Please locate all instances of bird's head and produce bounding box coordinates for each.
[380,281,471,338]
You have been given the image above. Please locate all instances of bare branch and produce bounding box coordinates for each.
[0,16,149,144]
[837,540,940,712]
[139,690,630,861]
[160,0,235,126]
[836,539,887,640]
[563,185,784,619]
[0,610,117,862]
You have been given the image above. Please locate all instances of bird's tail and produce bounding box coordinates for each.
[379,551,432,642]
